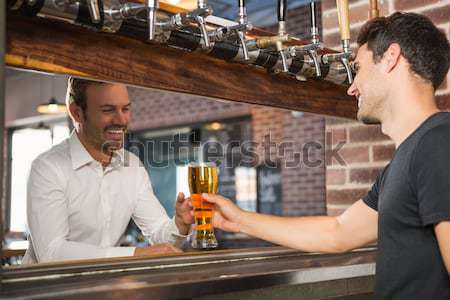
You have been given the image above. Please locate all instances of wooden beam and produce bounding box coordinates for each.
[128,0,192,13]
[6,15,357,119]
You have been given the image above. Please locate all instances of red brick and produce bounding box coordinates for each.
[349,125,389,143]
[395,0,440,11]
[323,26,361,49]
[322,0,361,11]
[438,77,448,92]
[349,167,384,184]
[327,188,370,205]
[421,4,450,25]
[326,116,355,126]
[327,169,347,185]
[437,94,450,110]
[323,2,389,31]
[340,145,370,165]
[326,145,367,166]
[373,144,396,161]
[326,128,347,146]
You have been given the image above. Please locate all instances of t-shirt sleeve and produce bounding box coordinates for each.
[363,166,388,212]
[412,125,450,226]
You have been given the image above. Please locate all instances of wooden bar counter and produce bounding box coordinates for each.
[1,247,376,299]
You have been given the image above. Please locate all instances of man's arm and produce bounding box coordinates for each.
[204,194,378,253]
[435,221,450,275]
[132,166,188,246]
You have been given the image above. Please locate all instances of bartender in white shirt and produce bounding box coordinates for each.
[23,77,194,264]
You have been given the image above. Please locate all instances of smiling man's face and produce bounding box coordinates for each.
[78,83,130,154]
[347,44,389,125]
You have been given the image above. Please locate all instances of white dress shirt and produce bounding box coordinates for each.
[23,132,186,264]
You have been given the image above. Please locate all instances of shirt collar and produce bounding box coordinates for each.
[69,131,125,170]
[69,131,95,170]
[110,148,125,169]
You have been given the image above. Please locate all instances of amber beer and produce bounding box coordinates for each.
[188,162,219,249]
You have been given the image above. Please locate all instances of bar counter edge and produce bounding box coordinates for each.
[0,247,376,299]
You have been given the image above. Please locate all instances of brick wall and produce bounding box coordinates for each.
[261,3,327,216]
[128,88,252,131]
[322,0,450,215]
[129,88,326,216]
[251,107,326,216]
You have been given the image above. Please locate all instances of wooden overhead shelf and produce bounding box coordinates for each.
[128,0,191,13]
[5,14,357,119]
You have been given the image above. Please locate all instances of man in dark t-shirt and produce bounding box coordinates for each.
[200,12,450,299]
[362,113,450,298]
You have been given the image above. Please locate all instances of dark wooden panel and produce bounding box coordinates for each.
[6,15,358,119]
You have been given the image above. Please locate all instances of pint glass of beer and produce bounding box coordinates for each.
[188,162,219,249]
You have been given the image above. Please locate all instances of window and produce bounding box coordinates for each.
[9,123,70,233]
[235,167,257,212]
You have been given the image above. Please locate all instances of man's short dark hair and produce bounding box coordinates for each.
[357,12,450,90]
[66,77,106,114]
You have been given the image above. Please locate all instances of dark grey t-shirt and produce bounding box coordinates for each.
[363,112,450,299]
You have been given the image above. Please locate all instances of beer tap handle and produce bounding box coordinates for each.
[87,0,101,23]
[278,0,287,28]
[310,1,320,45]
[308,49,322,78]
[193,0,211,48]
[239,0,247,24]
[237,0,249,60]
[277,0,288,40]
[196,15,211,48]
[277,0,288,72]
[237,31,249,60]
[279,50,289,73]
[369,0,380,19]
[146,0,158,41]
[336,0,353,83]
[198,0,207,9]
[341,56,353,83]
[336,0,350,53]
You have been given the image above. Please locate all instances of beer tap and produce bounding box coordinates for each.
[308,1,321,77]
[146,0,158,41]
[9,0,104,26]
[210,0,251,60]
[286,1,322,78]
[254,0,290,72]
[276,0,289,72]
[369,0,380,19]
[321,0,353,84]
[186,0,212,48]
[156,0,212,48]
[236,0,250,60]
[53,0,101,23]
[86,0,101,23]
[101,0,150,33]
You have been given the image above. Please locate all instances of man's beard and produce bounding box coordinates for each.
[359,113,381,125]
[102,125,127,153]
[357,96,382,125]
[101,140,123,154]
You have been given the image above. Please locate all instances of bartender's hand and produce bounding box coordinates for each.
[202,193,243,233]
[175,192,194,235]
[134,243,183,256]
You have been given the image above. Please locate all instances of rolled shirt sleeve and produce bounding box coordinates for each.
[132,166,188,247]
